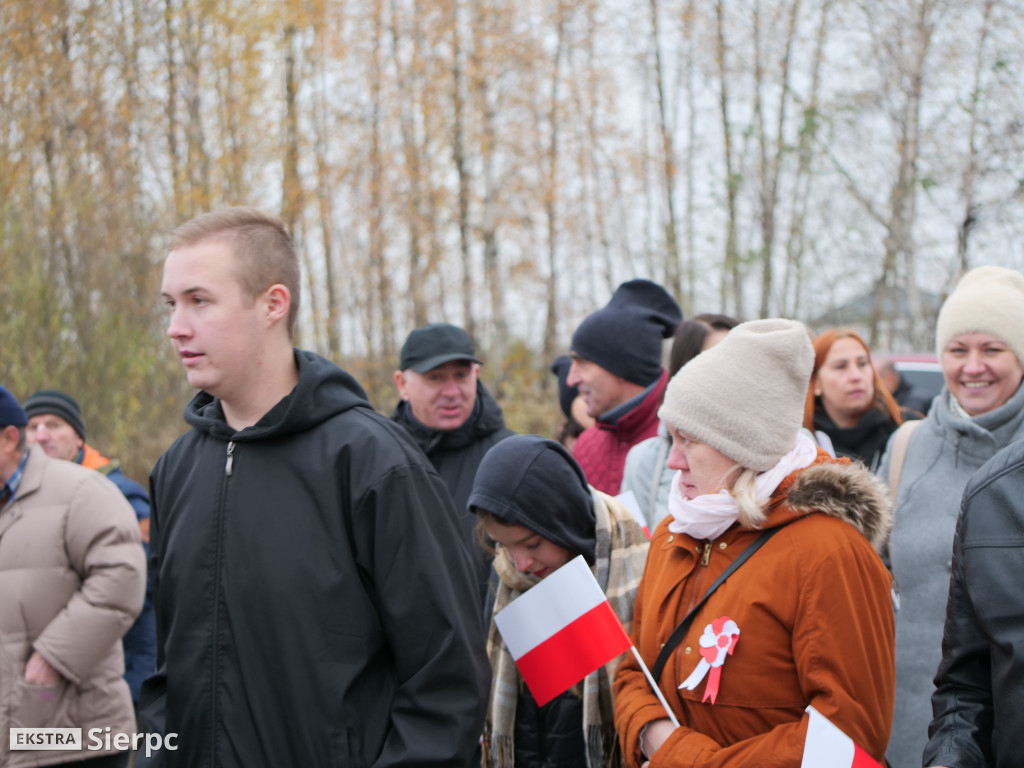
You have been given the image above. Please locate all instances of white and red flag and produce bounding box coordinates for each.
[800,705,883,768]
[494,555,634,706]
[614,490,651,538]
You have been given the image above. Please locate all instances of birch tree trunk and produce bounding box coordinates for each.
[715,0,743,317]
[649,0,681,298]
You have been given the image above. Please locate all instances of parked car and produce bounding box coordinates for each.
[888,354,944,401]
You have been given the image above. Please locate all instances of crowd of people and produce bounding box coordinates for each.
[2,205,1021,768]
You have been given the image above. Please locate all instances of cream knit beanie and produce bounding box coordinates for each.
[658,318,814,472]
[935,266,1024,365]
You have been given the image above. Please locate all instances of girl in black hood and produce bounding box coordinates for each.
[469,435,649,768]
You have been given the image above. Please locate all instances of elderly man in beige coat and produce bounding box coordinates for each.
[0,385,145,768]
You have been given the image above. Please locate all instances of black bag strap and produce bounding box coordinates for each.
[651,526,785,683]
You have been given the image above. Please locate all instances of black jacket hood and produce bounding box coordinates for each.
[391,380,508,455]
[185,349,372,442]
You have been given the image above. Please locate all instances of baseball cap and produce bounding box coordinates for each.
[399,323,481,373]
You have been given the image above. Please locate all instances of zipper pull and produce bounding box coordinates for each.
[225,441,235,476]
[701,542,712,566]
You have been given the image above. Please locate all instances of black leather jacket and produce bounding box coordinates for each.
[925,439,1024,768]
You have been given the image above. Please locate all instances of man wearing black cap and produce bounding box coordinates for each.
[0,385,144,767]
[24,388,156,710]
[392,322,514,609]
[567,279,681,495]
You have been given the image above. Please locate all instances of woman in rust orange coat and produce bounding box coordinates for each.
[613,319,895,767]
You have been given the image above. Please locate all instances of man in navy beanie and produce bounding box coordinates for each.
[567,279,681,494]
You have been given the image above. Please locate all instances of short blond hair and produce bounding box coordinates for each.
[729,468,769,529]
[171,207,301,337]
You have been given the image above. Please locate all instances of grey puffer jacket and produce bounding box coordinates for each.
[880,381,1024,768]
[0,446,145,768]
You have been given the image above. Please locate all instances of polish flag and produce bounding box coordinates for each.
[494,555,634,706]
[801,705,883,768]
[615,490,651,538]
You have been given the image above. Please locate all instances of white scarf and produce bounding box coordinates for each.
[667,432,819,539]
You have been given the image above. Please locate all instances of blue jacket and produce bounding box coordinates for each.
[82,448,156,704]
[106,466,156,703]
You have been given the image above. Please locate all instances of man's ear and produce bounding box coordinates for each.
[0,424,17,448]
[264,284,291,327]
[0,424,21,459]
[394,370,410,401]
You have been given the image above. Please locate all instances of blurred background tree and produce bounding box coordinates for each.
[3,0,1023,482]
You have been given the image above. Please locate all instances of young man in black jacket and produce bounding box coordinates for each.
[141,207,489,767]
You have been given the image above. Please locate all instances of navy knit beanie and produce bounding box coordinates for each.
[571,279,682,385]
[468,435,596,563]
[0,386,28,427]
[24,389,87,440]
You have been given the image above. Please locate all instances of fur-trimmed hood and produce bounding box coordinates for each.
[777,458,893,552]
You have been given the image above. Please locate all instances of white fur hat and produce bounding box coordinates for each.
[658,318,814,472]
[935,266,1024,365]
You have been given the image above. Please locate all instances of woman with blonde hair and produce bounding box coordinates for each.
[615,319,894,767]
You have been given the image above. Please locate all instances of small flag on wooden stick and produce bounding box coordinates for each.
[494,555,634,706]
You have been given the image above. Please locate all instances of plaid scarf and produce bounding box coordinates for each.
[482,488,649,768]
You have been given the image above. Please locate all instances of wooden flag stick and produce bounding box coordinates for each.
[630,646,680,728]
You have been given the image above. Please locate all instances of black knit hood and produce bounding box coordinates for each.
[468,435,596,562]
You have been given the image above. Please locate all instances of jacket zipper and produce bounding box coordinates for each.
[211,441,234,763]
[699,541,712,566]
[670,541,714,682]
[679,542,714,621]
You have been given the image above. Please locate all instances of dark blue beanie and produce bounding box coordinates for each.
[0,386,28,427]
[571,279,682,385]
[468,435,596,563]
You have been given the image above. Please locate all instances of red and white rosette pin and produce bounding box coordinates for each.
[679,616,740,704]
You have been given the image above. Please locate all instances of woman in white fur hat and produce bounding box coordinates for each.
[614,318,895,767]
[880,265,1024,768]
